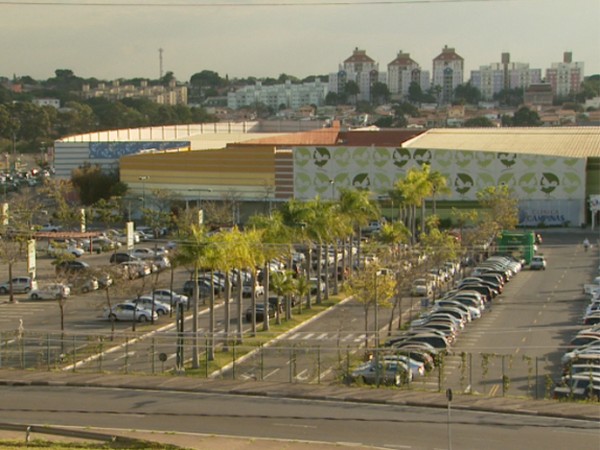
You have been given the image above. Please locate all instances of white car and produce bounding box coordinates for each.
[125,297,171,315]
[48,243,85,258]
[29,283,70,300]
[151,289,189,307]
[129,247,156,260]
[119,261,151,279]
[411,278,433,297]
[530,255,547,270]
[103,303,158,322]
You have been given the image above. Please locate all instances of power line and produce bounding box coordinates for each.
[0,0,523,7]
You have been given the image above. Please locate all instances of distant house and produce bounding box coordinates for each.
[524,84,553,106]
[33,98,60,109]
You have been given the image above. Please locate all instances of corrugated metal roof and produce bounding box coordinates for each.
[240,128,341,146]
[402,127,600,158]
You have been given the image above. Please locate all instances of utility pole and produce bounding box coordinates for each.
[159,48,164,79]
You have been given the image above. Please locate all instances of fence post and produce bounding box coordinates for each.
[289,347,293,383]
[260,344,264,381]
[317,346,321,384]
[98,338,103,373]
[535,357,539,400]
[205,336,209,378]
[20,331,25,369]
[125,337,129,374]
[501,355,506,397]
[232,341,236,380]
[46,333,50,371]
[71,336,76,372]
[151,338,156,375]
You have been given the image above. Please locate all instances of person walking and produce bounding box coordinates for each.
[583,238,590,252]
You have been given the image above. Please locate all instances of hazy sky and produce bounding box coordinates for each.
[1,0,599,82]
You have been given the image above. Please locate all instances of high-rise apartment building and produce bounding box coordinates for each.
[471,53,542,101]
[386,50,430,99]
[227,79,328,110]
[432,45,464,104]
[328,48,385,102]
[546,52,584,98]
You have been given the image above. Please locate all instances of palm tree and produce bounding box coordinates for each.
[172,223,208,369]
[338,188,380,270]
[426,165,451,218]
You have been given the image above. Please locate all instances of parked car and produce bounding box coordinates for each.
[245,304,275,322]
[0,276,37,294]
[129,247,156,260]
[183,279,220,297]
[554,374,600,400]
[110,252,140,264]
[29,283,70,300]
[151,289,189,307]
[55,260,90,274]
[351,359,411,386]
[126,296,171,315]
[103,303,158,322]
[119,261,151,279]
[411,278,433,297]
[48,242,85,258]
[530,255,547,270]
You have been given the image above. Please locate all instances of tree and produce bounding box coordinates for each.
[493,88,524,107]
[477,184,519,233]
[509,107,542,127]
[464,116,495,127]
[346,264,395,350]
[371,82,390,105]
[408,82,424,103]
[454,82,481,105]
[427,166,451,217]
[344,81,360,105]
[71,163,125,205]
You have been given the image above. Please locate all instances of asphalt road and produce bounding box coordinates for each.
[1,384,598,450]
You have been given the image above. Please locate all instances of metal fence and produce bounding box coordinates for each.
[0,329,566,401]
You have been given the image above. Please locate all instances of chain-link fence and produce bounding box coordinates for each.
[0,329,568,400]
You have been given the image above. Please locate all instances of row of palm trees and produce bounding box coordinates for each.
[171,164,453,369]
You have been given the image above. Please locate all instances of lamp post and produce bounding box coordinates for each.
[138,176,149,210]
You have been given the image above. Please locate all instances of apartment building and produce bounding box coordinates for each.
[471,53,542,101]
[81,79,188,106]
[386,50,430,99]
[226,79,328,110]
[432,45,464,104]
[546,52,584,98]
[328,48,385,102]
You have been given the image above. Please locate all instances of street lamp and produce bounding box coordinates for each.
[138,176,149,210]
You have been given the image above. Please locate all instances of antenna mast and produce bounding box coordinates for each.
[159,48,164,79]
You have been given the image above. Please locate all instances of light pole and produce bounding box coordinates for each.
[138,176,149,210]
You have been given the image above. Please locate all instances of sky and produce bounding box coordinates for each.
[1,0,599,83]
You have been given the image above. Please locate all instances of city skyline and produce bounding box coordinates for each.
[1,0,599,82]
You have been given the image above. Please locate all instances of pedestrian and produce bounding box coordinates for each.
[583,238,590,252]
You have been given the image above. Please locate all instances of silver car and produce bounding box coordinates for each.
[103,303,158,322]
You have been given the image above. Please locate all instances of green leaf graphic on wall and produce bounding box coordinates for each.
[295,147,311,167]
[314,172,333,194]
[476,152,495,168]
[498,152,517,169]
[373,148,391,167]
[393,148,411,168]
[352,173,371,190]
[455,173,474,195]
[455,151,473,168]
[295,173,311,193]
[333,147,351,167]
[313,147,331,167]
[333,173,351,190]
[540,172,559,194]
[563,158,579,167]
[476,173,496,190]
[562,172,581,194]
[522,155,538,167]
[542,158,558,168]
[497,172,517,189]
[518,173,538,194]
[413,148,433,166]
[373,173,392,191]
[353,147,370,167]
[436,149,453,168]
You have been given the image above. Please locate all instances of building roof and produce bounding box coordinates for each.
[433,45,464,62]
[402,127,600,158]
[344,47,375,64]
[388,51,417,67]
[240,128,340,146]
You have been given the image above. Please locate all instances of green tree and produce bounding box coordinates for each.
[71,163,125,205]
[464,116,495,127]
[344,80,360,105]
[477,184,519,233]
[454,82,482,105]
[408,82,423,103]
[509,107,542,127]
[371,82,390,105]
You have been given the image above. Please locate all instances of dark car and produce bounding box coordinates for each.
[245,304,275,322]
[109,252,139,264]
[183,279,220,297]
[55,260,90,274]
